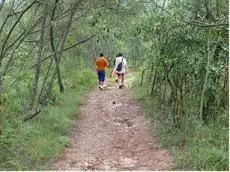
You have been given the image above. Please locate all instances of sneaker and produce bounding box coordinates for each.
[101,85,106,89]
[99,85,103,90]
[119,85,123,89]
[115,79,118,83]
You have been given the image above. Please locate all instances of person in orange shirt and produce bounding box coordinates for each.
[95,53,109,89]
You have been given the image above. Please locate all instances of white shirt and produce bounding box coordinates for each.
[115,56,127,73]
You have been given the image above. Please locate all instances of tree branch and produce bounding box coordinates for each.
[0,0,37,60]
[30,35,96,69]
[140,0,228,28]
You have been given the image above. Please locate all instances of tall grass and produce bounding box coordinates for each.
[132,71,229,171]
[0,68,97,170]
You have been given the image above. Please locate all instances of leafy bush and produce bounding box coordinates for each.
[132,77,229,171]
[0,68,97,170]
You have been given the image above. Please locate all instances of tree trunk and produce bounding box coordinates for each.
[199,33,220,120]
[38,58,54,104]
[31,2,47,106]
[44,1,81,97]
[49,0,64,93]
[151,69,158,96]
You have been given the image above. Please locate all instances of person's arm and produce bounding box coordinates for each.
[105,58,109,68]
[110,58,118,77]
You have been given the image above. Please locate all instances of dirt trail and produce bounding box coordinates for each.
[52,74,172,170]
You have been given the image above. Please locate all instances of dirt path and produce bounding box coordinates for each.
[52,74,172,170]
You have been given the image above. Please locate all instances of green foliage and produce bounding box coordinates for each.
[0,0,228,170]
[63,67,97,91]
[0,68,96,170]
[130,4,228,170]
[133,74,228,171]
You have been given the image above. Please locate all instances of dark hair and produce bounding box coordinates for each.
[100,53,104,57]
[118,52,123,57]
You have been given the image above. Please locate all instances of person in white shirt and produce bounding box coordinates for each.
[113,52,128,89]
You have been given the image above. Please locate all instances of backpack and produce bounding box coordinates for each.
[116,58,123,72]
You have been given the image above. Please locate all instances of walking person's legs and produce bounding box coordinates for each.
[98,70,106,89]
[121,73,125,86]
[102,73,107,88]
[97,71,102,88]
[97,74,100,89]
[116,73,121,86]
[116,73,125,89]
[119,74,125,89]
[115,74,119,83]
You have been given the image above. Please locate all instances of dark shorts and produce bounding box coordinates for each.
[116,72,124,78]
[97,70,106,81]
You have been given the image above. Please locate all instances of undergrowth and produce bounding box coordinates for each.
[132,71,229,171]
[0,68,97,170]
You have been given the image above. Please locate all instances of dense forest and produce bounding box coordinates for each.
[0,0,228,170]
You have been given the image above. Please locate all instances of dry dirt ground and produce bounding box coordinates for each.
[52,74,172,171]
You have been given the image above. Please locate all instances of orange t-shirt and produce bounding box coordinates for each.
[96,56,109,71]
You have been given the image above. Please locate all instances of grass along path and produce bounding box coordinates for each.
[51,72,172,170]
